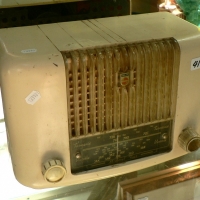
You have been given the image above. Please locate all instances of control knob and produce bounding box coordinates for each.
[178,127,200,152]
[42,159,66,183]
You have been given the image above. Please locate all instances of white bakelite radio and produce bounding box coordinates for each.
[0,12,200,188]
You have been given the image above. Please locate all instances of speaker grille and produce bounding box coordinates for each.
[62,38,180,138]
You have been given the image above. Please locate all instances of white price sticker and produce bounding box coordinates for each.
[191,57,200,71]
[25,91,41,105]
[138,197,148,200]
[21,49,37,54]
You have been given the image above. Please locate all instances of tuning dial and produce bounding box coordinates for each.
[178,127,200,152]
[42,159,66,183]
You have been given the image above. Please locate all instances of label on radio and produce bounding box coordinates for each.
[69,120,172,174]
[138,197,148,200]
[25,91,41,105]
[191,57,200,71]
[21,49,37,54]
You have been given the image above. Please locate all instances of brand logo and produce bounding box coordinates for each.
[119,72,130,86]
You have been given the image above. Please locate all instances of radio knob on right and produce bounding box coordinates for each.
[178,127,200,152]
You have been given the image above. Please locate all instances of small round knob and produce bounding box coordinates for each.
[76,152,81,159]
[178,127,200,152]
[42,159,66,183]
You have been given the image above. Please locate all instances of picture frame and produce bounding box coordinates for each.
[117,161,200,200]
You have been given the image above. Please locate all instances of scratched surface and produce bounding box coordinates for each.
[70,120,172,173]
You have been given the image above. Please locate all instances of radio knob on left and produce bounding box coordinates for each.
[42,159,66,183]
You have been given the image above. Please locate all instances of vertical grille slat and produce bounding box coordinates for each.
[80,51,88,135]
[158,41,166,120]
[128,86,135,126]
[170,39,181,117]
[88,50,97,134]
[120,87,128,128]
[105,48,113,131]
[71,51,81,136]
[163,40,173,119]
[113,87,120,129]
[97,49,105,132]
[120,47,129,128]
[113,48,121,129]
[63,38,180,139]
[128,45,137,126]
[135,44,144,124]
[142,43,151,123]
[121,47,129,72]
[64,53,72,138]
[149,42,158,121]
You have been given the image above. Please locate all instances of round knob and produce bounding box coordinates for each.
[178,127,200,152]
[42,159,66,183]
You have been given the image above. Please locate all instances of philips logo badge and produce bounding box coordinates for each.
[119,72,130,86]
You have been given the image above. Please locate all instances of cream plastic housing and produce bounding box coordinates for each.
[0,12,200,188]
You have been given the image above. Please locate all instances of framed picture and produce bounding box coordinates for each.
[117,161,200,200]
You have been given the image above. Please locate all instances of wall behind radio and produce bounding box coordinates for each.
[0,0,167,28]
[132,0,159,13]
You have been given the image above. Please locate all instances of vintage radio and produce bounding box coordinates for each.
[0,12,200,188]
